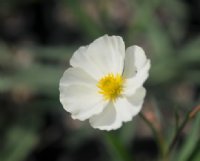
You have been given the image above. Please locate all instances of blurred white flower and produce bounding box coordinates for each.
[59,35,150,131]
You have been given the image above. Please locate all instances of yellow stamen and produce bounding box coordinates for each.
[97,73,125,101]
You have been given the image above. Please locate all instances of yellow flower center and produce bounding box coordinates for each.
[97,73,125,101]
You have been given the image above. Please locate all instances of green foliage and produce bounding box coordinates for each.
[175,114,200,161]
[0,126,38,161]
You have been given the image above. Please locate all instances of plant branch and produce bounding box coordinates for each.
[104,132,132,161]
[167,105,200,155]
[139,112,165,158]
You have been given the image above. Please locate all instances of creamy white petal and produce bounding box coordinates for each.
[69,45,102,80]
[60,85,108,121]
[70,35,125,80]
[72,100,108,121]
[86,35,125,76]
[133,46,147,69]
[59,67,97,87]
[124,60,150,96]
[89,102,122,131]
[123,45,147,78]
[123,46,137,78]
[114,87,146,122]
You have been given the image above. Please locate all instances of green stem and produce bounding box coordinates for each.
[167,113,189,155]
[139,113,166,159]
[167,105,200,155]
[104,132,132,161]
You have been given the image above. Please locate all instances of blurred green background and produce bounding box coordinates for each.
[0,0,200,161]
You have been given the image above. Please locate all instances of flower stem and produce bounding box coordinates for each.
[167,113,189,155]
[139,113,166,159]
[104,132,132,161]
[167,105,200,155]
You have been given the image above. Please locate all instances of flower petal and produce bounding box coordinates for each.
[70,35,125,80]
[123,45,147,78]
[114,87,146,122]
[124,60,150,96]
[59,67,97,87]
[133,46,147,69]
[69,45,102,79]
[89,102,122,131]
[60,85,108,121]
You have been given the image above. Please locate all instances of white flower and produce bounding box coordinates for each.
[59,35,150,131]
